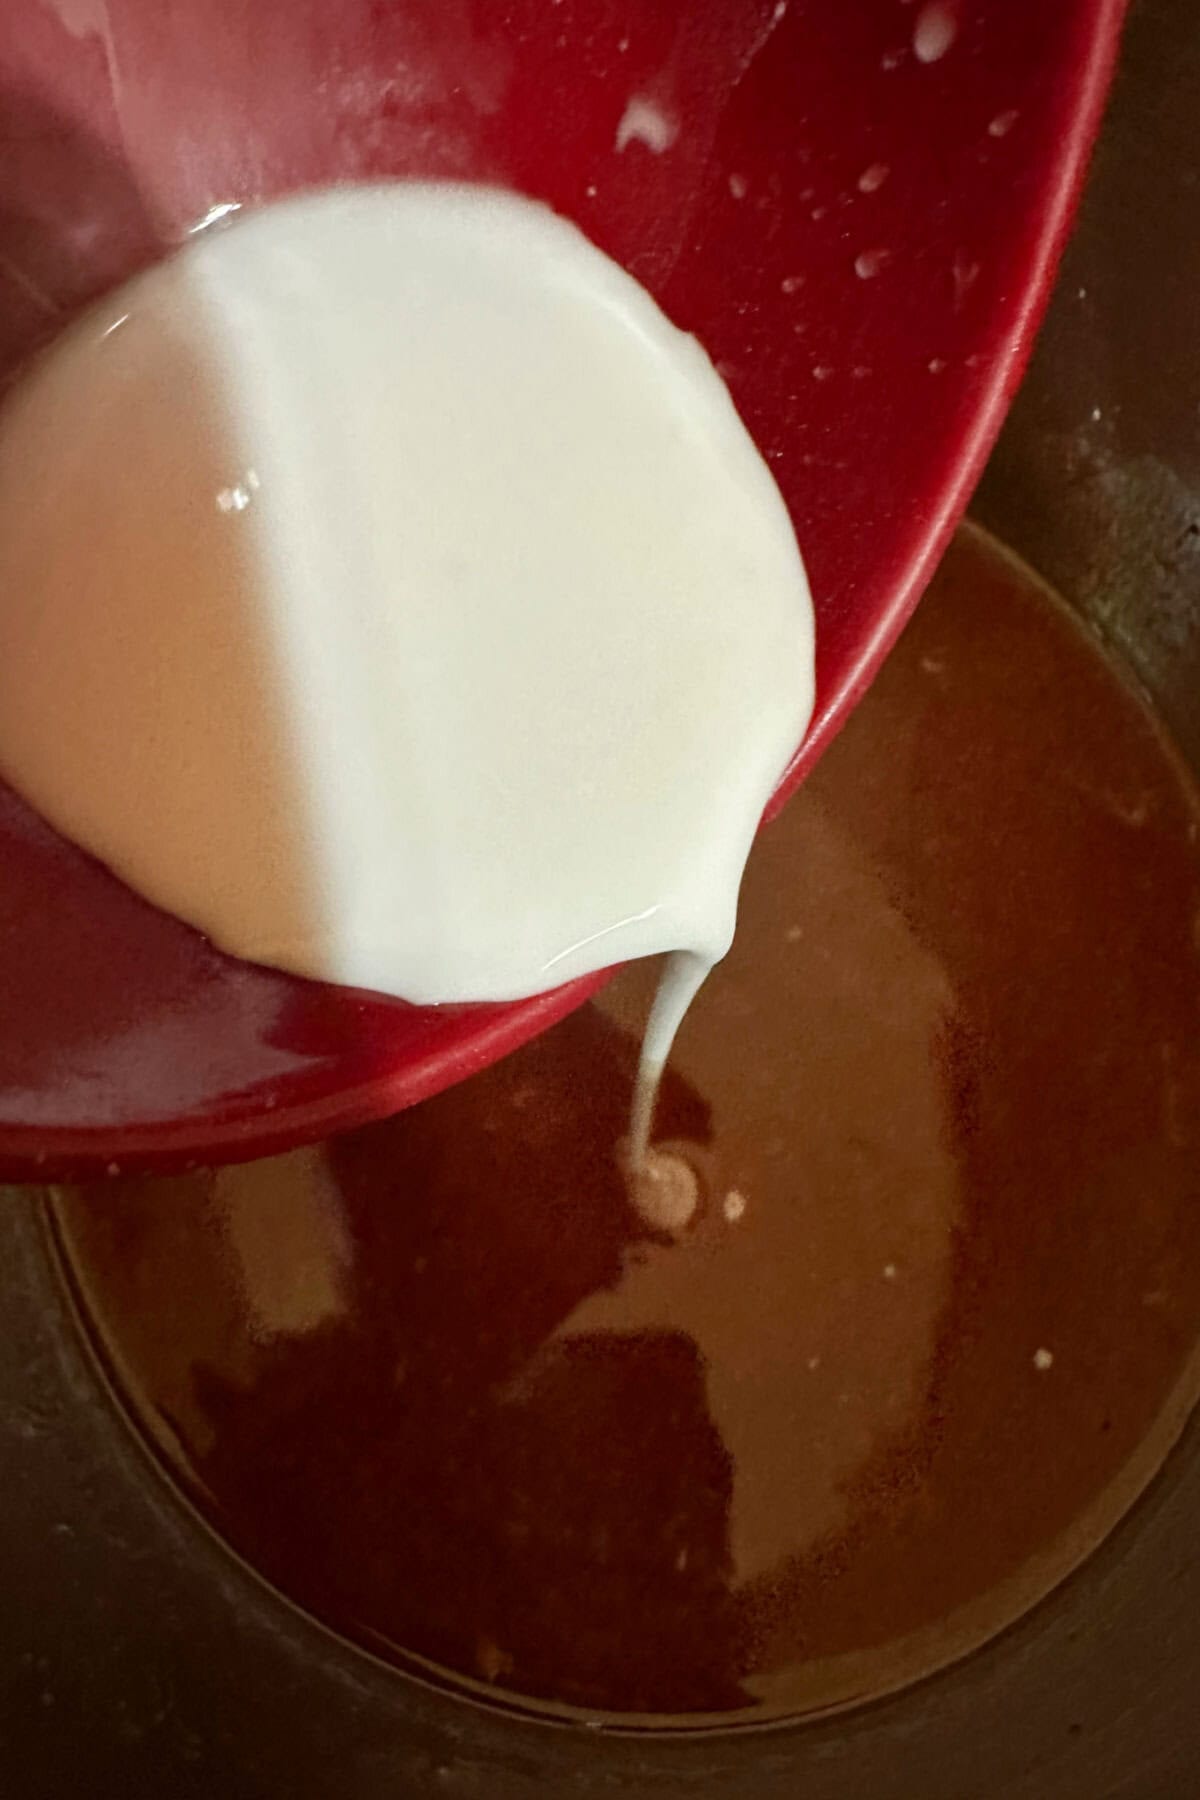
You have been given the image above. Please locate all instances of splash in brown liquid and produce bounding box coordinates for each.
[52,526,1200,1723]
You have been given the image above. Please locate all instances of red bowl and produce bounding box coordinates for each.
[0,0,1125,1178]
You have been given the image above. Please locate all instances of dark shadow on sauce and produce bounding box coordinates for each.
[189,1013,742,1715]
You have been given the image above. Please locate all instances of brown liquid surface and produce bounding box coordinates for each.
[51,528,1200,1723]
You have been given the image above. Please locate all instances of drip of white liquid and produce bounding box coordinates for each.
[0,184,815,1164]
[628,950,711,1170]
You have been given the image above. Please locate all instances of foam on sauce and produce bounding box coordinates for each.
[0,183,814,1156]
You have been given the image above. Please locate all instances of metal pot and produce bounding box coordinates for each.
[2,1,1198,1794]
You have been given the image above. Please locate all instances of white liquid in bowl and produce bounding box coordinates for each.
[0,184,814,1147]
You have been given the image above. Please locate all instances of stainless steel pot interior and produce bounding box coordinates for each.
[1,1,1198,1794]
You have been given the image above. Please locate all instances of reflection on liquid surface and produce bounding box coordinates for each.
[53,529,1200,1721]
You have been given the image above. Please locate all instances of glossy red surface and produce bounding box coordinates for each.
[0,0,1124,1177]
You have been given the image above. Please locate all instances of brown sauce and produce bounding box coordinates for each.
[50,525,1200,1723]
